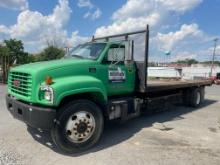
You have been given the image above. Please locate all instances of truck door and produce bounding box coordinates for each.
[98,42,135,96]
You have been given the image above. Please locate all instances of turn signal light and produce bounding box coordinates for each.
[45,76,53,85]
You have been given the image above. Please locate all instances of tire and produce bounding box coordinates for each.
[200,86,205,104]
[51,100,104,154]
[189,88,202,108]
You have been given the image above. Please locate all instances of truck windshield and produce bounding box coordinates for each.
[66,43,106,60]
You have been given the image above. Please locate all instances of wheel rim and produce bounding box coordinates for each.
[65,111,96,143]
[196,91,200,105]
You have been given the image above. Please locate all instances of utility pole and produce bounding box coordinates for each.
[210,38,218,77]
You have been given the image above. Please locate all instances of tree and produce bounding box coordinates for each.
[200,61,220,66]
[0,39,65,83]
[26,54,37,63]
[174,58,198,66]
[0,44,9,83]
[38,46,65,61]
[4,39,29,65]
[0,39,30,83]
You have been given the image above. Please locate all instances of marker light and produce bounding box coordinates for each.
[45,76,53,85]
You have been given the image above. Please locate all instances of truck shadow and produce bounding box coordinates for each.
[27,99,217,156]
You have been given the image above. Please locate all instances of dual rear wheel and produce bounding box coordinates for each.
[183,87,205,107]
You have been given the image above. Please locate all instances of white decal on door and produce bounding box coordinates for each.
[109,67,126,83]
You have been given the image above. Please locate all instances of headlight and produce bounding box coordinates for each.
[40,86,54,103]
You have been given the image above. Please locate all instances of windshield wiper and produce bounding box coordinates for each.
[71,55,84,59]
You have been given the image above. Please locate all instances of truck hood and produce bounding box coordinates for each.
[11,58,95,74]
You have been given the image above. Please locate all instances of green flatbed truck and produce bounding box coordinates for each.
[6,25,212,153]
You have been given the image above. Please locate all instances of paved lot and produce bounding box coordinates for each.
[0,84,220,165]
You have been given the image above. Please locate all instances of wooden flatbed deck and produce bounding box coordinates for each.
[146,80,212,92]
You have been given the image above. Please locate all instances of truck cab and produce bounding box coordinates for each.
[6,36,141,153]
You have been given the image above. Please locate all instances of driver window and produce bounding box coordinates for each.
[106,44,125,63]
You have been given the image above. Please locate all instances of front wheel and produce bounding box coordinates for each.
[51,100,104,154]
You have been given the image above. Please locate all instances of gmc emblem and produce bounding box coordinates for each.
[13,80,20,87]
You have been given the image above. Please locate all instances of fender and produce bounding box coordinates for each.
[51,76,107,106]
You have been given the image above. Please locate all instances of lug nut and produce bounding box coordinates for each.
[66,130,72,135]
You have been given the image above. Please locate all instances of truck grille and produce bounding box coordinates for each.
[8,72,32,98]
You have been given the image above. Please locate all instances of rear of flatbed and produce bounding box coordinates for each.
[146,79,212,92]
[138,79,212,111]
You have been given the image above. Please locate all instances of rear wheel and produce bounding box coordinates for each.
[200,86,205,103]
[189,88,202,107]
[51,100,104,154]
[183,87,203,108]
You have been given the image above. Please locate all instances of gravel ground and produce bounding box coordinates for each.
[0,84,220,165]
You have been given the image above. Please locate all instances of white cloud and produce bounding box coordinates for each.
[77,0,94,9]
[84,8,102,20]
[149,23,210,62]
[213,45,220,56]
[95,0,165,37]
[95,0,203,37]
[9,0,72,40]
[0,25,10,40]
[78,0,101,20]
[0,0,213,62]
[112,0,156,21]
[0,25,9,34]
[154,23,203,51]
[67,31,89,47]
[156,0,203,13]
[91,8,102,20]
[0,0,28,10]
[170,44,220,62]
[0,0,74,52]
[0,0,94,53]
[198,44,220,59]
[47,0,71,28]
[83,12,91,19]
[95,12,161,36]
[10,10,46,39]
[93,0,210,62]
[150,23,220,62]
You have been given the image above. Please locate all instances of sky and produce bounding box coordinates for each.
[0,0,219,62]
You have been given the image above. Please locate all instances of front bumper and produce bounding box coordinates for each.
[6,95,56,130]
